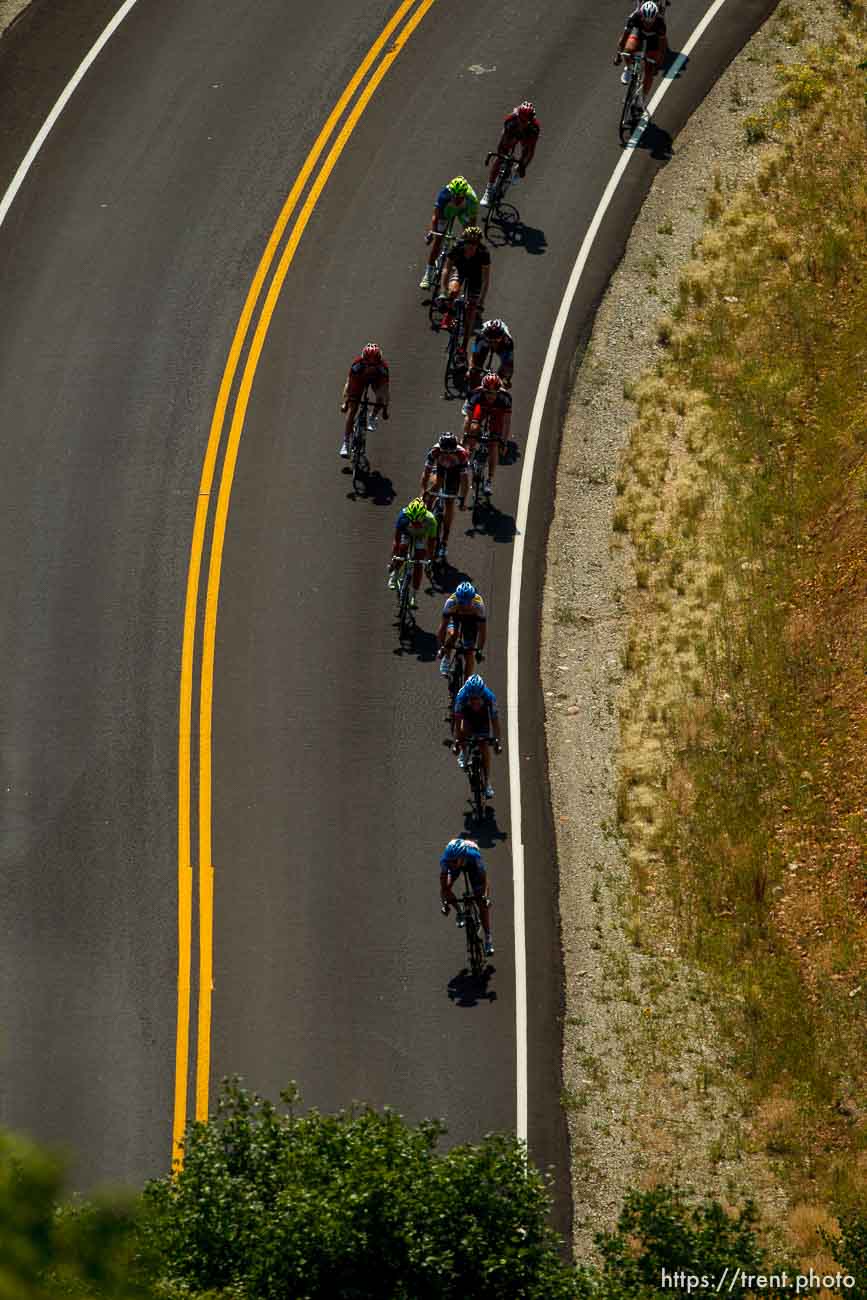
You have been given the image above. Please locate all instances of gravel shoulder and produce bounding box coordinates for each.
[542,0,838,1257]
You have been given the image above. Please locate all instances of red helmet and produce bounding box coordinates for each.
[481,372,503,392]
[361,343,382,364]
[516,101,535,121]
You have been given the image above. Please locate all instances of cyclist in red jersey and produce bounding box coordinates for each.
[420,432,470,559]
[480,101,540,208]
[463,372,512,498]
[339,343,390,457]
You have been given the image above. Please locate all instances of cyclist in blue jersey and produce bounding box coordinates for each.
[436,581,487,682]
[440,836,494,956]
[453,673,502,798]
[419,176,480,291]
[387,497,438,608]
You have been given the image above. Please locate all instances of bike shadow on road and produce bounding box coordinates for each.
[462,808,508,849]
[392,624,439,662]
[486,210,548,257]
[343,466,396,506]
[447,965,497,1006]
[633,119,674,161]
[465,506,517,545]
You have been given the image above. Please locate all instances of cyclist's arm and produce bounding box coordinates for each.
[519,137,536,170]
[420,463,432,494]
[440,870,458,905]
[479,264,491,304]
[495,130,512,156]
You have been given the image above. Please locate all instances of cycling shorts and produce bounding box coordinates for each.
[441,861,486,893]
[432,465,465,496]
[347,377,388,403]
[446,620,480,648]
[471,339,514,369]
[459,708,494,736]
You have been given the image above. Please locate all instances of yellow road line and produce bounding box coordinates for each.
[174,0,435,1159]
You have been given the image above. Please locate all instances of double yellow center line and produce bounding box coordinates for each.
[172,0,437,1165]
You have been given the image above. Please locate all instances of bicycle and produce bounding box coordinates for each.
[618,44,650,143]
[433,293,470,399]
[445,644,482,731]
[458,733,497,823]
[467,425,492,524]
[442,864,488,978]
[393,550,428,642]
[428,487,462,586]
[483,150,520,239]
[426,218,457,322]
[349,396,384,491]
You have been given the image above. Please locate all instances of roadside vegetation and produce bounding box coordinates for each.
[613,0,867,1259]
[2,1085,865,1298]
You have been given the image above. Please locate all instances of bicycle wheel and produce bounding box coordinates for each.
[464,899,485,977]
[351,411,368,489]
[468,748,484,823]
[619,66,641,143]
[397,566,414,641]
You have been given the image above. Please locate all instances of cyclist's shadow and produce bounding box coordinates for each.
[465,506,517,545]
[463,807,508,848]
[447,965,496,1006]
[344,467,396,506]
[392,624,438,662]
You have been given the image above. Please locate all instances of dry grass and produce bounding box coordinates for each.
[614,7,867,1244]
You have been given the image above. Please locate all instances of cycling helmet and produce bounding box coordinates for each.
[361,342,382,364]
[441,836,481,863]
[481,372,503,392]
[462,226,483,243]
[438,432,458,451]
[405,498,427,521]
[483,318,507,337]
[449,176,471,197]
[639,1,659,20]
[462,674,486,695]
[455,581,476,604]
[516,101,535,120]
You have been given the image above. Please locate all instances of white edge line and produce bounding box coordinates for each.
[507,0,730,1145]
[0,0,142,230]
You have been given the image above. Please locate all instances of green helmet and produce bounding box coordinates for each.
[449,176,470,197]
[405,497,427,522]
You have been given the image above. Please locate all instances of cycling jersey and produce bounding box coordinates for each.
[348,357,389,385]
[454,681,498,718]
[435,184,480,227]
[347,357,389,400]
[475,324,513,353]
[395,507,438,542]
[446,239,491,294]
[425,444,470,473]
[466,388,512,437]
[623,11,666,41]
[502,111,541,141]
[442,592,487,624]
[440,837,484,871]
[471,332,514,367]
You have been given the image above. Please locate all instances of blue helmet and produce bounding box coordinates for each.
[441,837,481,864]
[455,581,476,604]
[462,674,485,696]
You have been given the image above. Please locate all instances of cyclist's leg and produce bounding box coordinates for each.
[411,540,426,590]
[475,868,492,937]
[443,618,457,656]
[498,347,514,386]
[463,291,479,353]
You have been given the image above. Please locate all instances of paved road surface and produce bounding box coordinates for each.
[0,0,776,1230]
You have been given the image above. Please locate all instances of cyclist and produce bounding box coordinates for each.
[440,836,494,957]
[453,673,502,800]
[463,372,512,498]
[438,227,491,360]
[387,497,437,608]
[340,343,390,457]
[420,433,470,560]
[614,2,668,113]
[467,318,514,390]
[480,101,541,208]
[419,176,480,292]
[437,581,487,684]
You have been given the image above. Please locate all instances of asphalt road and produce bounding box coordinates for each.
[0,0,777,1225]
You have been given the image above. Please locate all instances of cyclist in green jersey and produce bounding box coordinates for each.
[387,497,438,608]
[419,176,480,291]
